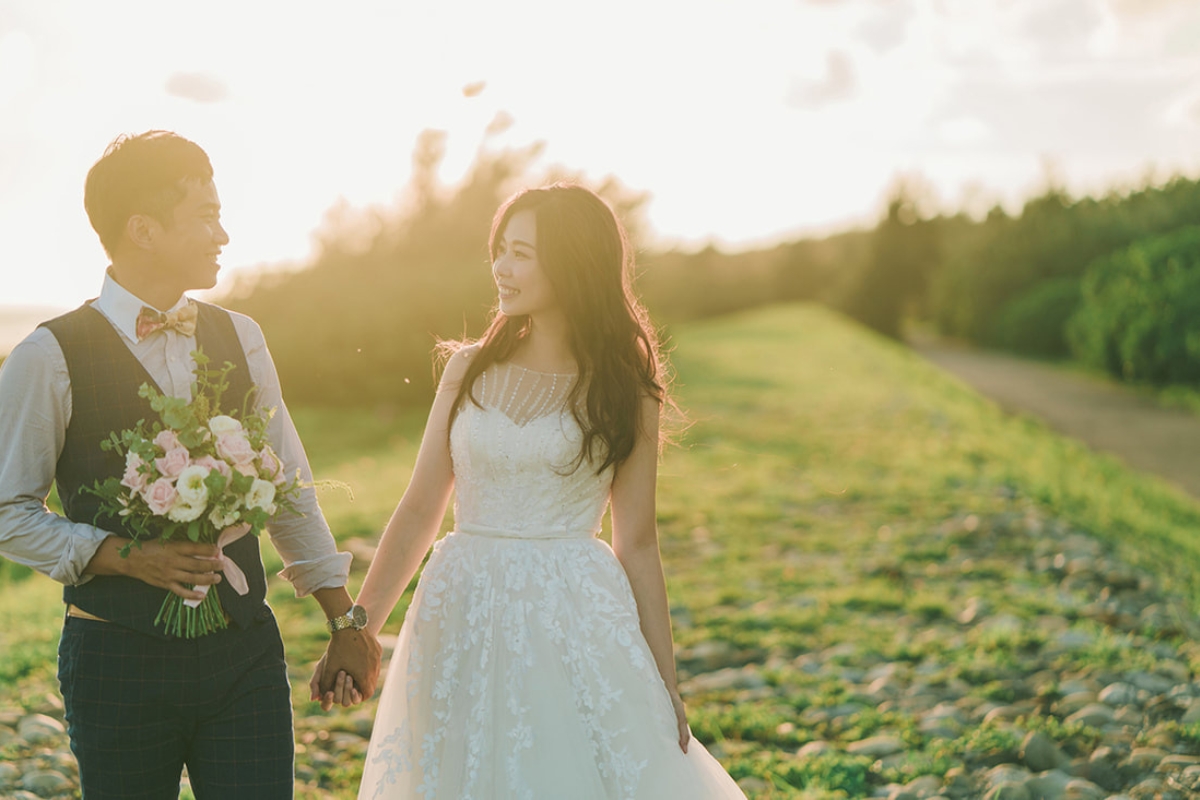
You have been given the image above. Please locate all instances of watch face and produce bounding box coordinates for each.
[351,605,368,628]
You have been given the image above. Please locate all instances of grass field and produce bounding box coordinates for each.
[4,302,1200,798]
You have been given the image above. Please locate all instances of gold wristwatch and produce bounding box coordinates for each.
[327,604,368,633]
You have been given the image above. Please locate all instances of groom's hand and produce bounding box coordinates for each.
[84,536,221,601]
[310,629,382,711]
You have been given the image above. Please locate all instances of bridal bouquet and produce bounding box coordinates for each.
[85,350,301,638]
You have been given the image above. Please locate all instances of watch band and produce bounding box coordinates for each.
[327,604,368,633]
[328,614,357,632]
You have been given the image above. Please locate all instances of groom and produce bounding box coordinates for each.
[0,131,381,798]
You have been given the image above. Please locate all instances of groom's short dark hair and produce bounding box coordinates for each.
[84,130,214,258]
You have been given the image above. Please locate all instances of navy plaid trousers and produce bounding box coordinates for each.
[57,608,293,799]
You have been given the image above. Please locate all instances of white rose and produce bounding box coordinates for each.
[175,465,211,506]
[167,499,206,523]
[245,478,277,514]
[209,415,243,435]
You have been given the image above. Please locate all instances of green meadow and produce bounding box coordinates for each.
[4,302,1200,798]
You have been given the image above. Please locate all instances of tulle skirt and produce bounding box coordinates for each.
[358,530,746,799]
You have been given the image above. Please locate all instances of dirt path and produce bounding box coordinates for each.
[914,339,1200,500]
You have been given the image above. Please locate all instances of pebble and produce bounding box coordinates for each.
[847,734,906,758]
[1065,704,1115,728]
[796,739,836,757]
[3,508,1200,798]
[17,714,65,744]
[1020,731,1067,772]
[1098,683,1140,707]
[21,769,72,796]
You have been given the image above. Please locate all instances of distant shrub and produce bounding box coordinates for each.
[1067,226,1200,385]
[931,176,1200,350]
[991,277,1081,358]
[0,560,32,585]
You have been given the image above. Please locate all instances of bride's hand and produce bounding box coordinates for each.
[669,689,690,753]
[330,670,363,708]
[309,656,363,710]
[308,652,329,708]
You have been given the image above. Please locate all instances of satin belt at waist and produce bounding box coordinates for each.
[455,522,599,541]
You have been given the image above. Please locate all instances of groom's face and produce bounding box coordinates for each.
[151,178,229,291]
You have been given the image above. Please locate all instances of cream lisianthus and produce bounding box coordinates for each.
[246,478,277,515]
[175,465,211,507]
[209,415,243,435]
[167,498,206,523]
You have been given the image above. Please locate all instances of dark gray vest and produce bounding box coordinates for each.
[41,301,269,638]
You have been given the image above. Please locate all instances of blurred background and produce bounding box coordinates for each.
[6,5,1200,796]
[1,0,1198,404]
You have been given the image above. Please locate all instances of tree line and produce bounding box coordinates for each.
[223,133,868,407]
[221,133,1200,407]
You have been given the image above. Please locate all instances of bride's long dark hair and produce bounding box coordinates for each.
[445,184,668,474]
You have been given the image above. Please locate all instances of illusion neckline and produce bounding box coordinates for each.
[497,360,579,378]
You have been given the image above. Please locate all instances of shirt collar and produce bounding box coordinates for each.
[93,270,192,342]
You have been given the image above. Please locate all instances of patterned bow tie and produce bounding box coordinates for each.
[136,303,198,341]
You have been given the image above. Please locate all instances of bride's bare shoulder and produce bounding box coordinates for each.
[438,342,482,386]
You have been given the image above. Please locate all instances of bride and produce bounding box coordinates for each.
[316,184,746,799]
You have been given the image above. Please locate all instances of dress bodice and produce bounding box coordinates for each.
[449,361,613,539]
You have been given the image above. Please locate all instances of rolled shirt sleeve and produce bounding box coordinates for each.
[232,313,352,596]
[0,329,111,585]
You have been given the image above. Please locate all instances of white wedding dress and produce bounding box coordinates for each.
[359,362,745,799]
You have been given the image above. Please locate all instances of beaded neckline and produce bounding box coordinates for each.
[499,360,579,378]
[479,361,577,427]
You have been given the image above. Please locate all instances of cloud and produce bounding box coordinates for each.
[164,72,227,104]
[932,65,1191,158]
[787,51,857,109]
[0,29,35,107]
[1108,0,1193,16]
[1018,0,1106,57]
[936,116,994,147]
[856,0,917,53]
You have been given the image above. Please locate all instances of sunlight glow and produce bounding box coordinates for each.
[0,0,1197,311]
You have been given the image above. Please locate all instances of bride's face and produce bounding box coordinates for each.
[493,210,557,318]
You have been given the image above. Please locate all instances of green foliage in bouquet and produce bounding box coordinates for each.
[85,349,302,637]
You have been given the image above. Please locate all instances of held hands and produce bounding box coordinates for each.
[309,628,382,711]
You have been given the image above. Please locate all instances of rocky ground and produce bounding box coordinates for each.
[4,508,1200,799]
[670,507,1200,799]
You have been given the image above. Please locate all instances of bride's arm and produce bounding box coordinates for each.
[611,394,690,753]
[356,349,469,635]
[311,349,467,708]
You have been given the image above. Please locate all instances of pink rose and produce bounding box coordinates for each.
[142,477,179,516]
[215,431,256,466]
[234,461,258,478]
[153,429,181,452]
[258,447,286,485]
[194,455,232,481]
[154,446,191,480]
[120,460,148,493]
[120,451,148,491]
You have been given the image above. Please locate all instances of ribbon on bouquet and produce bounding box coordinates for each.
[183,523,253,609]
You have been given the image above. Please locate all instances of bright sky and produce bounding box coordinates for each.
[1,0,1197,310]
